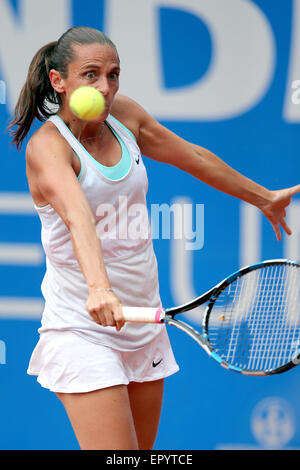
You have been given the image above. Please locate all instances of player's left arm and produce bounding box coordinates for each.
[111,94,300,241]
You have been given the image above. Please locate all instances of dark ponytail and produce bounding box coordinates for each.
[8,26,118,150]
[8,42,58,150]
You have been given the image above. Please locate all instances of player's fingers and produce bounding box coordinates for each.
[90,308,107,326]
[114,305,125,331]
[271,222,281,241]
[287,184,300,197]
[280,218,292,236]
[102,307,117,327]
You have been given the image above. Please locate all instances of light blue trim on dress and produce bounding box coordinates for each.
[109,115,137,142]
[55,115,132,181]
[74,150,83,181]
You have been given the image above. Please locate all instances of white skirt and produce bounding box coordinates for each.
[27,326,179,393]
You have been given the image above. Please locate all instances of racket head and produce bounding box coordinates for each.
[202,259,300,376]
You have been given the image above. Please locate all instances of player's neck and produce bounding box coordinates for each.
[57,108,106,142]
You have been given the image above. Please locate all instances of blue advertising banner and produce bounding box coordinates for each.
[0,0,300,450]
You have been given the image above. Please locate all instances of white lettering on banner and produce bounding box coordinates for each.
[284,0,300,121]
[169,201,261,326]
[0,193,35,214]
[291,80,300,105]
[106,0,275,120]
[170,200,270,326]
[0,341,6,365]
[0,0,71,112]
[170,197,205,326]
[0,192,44,319]
[0,243,44,266]
[0,80,6,104]
[0,298,43,319]
[0,192,44,265]
[239,203,261,267]
[284,201,300,260]
[170,199,299,328]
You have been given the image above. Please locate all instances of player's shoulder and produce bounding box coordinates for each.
[111,94,153,140]
[27,120,65,151]
[26,120,72,167]
[111,93,141,112]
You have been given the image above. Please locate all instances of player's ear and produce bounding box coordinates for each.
[49,69,65,94]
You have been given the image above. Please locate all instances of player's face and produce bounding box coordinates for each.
[63,43,120,119]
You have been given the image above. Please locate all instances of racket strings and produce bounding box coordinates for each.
[207,264,300,372]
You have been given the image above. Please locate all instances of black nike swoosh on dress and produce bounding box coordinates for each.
[152,359,163,367]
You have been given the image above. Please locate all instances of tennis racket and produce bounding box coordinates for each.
[122,259,300,376]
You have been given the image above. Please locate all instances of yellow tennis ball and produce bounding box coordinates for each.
[69,86,105,120]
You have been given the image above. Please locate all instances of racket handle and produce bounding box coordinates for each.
[122,307,165,323]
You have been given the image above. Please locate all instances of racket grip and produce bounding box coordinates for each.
[122,307,165,323]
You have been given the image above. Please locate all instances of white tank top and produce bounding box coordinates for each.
[37,114,152,265]
[35,115,163,351]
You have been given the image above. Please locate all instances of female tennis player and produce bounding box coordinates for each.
[9,26,300,450]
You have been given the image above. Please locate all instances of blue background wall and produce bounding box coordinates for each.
[0,0,300,449]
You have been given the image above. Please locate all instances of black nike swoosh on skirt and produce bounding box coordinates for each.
[152,359,163,368]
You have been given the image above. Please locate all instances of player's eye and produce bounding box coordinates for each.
[85,71,95,79]
[109,72,119,80]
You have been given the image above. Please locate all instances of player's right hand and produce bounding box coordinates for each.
[85,289,125,331]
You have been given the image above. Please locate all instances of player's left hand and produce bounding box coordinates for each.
[259,184,300,241]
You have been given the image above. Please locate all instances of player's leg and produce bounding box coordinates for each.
[56,384,139,450]
[127,378,164,450]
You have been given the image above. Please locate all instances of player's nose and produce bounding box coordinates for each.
[97,77,110,97]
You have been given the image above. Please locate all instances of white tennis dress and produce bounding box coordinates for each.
[27,114,179,393]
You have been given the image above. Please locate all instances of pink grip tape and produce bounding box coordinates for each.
[155,308,164,323]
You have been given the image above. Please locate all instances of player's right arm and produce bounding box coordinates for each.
[26,125,124,331]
